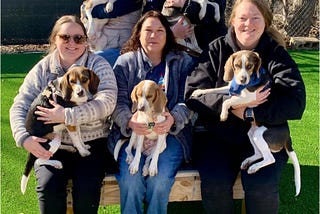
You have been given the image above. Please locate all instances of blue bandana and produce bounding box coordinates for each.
[229,67,267,95]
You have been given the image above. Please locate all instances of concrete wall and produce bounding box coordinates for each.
[1,0,83,44]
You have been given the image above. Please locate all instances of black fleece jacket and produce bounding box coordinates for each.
[185,27,306,143]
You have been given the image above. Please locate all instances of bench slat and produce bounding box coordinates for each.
[67,170,244,207]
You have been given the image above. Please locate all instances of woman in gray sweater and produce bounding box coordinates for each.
[10,15,117,214]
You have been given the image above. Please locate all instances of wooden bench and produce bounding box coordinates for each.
[66,170,244,213]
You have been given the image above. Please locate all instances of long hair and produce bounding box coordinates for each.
[228,0,285,47]
[48,15,88,53]
[121,10,178,57]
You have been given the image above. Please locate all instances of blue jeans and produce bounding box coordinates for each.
[116,135,184,214]
[95,48,120,68]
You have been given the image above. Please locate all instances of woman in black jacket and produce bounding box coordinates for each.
[184,0,306,213]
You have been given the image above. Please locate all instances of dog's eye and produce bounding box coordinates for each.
[146,95,153,99]
[247,64,253,69]
[70,79,76,84]
[234,64,241,68]
[81,77,88,83]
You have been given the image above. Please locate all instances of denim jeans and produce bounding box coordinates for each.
[193,130,289,214]
[95,48,120,68]
[116,135,184,214]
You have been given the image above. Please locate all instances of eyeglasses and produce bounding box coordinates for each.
[57,34,87,44]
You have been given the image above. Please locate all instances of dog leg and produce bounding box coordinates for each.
[247,126,275,174]
[142,153,153,176]
[106,0,115,12]
[129,136,144,175]
[191,86,230,97]
[125,134,137,164]
[241,126,263,169]
[68,129,91,157]
[148,134,167,176]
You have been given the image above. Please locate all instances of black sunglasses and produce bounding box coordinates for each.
[57,34,87,44]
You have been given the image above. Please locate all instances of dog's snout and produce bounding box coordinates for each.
[77,90,84,97]
[138,105,145,112]
[240,76,247,84]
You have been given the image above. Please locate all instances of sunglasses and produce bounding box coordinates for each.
[57,34,87,44]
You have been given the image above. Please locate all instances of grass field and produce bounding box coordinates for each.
[1,50,319,214]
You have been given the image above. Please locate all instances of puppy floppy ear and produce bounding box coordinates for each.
[60,73,73,101]
[152,87,167,113]
[130,85,139,113]
[252,52,262,78]
[223,54,235,82]
[88,69,100,95]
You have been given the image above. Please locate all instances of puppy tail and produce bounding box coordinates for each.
[286,149,301,196]
[21,153,36,194]
[113,139,127,161]
[21,174,30,195]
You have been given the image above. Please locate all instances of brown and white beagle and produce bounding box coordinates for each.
[191,50,301,196]
[80,0,117,51]
[21,66,100,194]
[125,80,168,176]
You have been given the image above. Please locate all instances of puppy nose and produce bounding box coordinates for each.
[77,90,84,97]
[138,106,145,111]
[240,76,247,84]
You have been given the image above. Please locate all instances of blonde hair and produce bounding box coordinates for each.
[48,15,88,53]
[228,0,285,47]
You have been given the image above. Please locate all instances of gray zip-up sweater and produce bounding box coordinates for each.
[10,49,118,147]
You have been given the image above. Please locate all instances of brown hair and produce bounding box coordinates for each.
[228,0,285,47]
[48,15,88,53]
[121,10,178,57]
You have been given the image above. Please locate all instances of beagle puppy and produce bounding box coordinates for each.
[80,0,117,51]
[125,80,168,176]
[161,0,220,56]
[21,66,100,194]
[191,50,301,196]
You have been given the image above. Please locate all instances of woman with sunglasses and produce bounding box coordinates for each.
[10,15,118,214]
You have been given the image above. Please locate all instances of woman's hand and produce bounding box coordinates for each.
[171,17,193,39]
[35,100,65,124]
[164,0,186,8]
[128,112,151,136]
[154,112,174,135]
[23,136,52,159]
[231,83,271,120]
[128,111,174,135]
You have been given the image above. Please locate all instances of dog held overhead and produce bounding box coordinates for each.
[123,80,168,177]
[20,66,100,194]
[161,0,220,56]
[191,50,301,196]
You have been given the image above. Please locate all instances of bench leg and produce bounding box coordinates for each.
[241,199,246,214]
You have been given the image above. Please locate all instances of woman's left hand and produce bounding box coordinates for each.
[35,100,65,124]
[154,112,174,135]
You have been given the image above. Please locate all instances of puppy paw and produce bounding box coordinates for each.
[142,166,149,177]
[247,164,261,174]
[129,163,139,175]
[126,154,133,164]
[79,149,91,157]
[148,167,158,176]
[106,2,114,12]
[220,111,228,121]
[84,144,91,150]
[191,90,203,97]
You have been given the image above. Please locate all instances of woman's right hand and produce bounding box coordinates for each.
[23,136,52,159]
